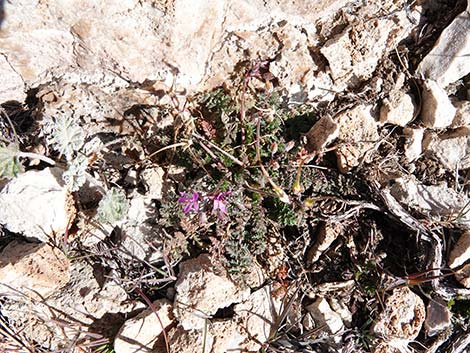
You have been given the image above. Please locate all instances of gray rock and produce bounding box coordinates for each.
[424,300,452,337]
[390,177,469,223]
[424,128,470,170]
[417,8,470,87]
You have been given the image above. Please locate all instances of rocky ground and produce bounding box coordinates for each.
[1,0,470,352]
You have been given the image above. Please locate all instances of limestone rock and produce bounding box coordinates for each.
[424,300,452,337]
[307,222,342,264]
[233,285,282,350]
[141,167,165,200]
[372,287,425,341]
[449,231,470,269]
[0,168,75,242]
[167,326,214,353]
[0,240,70,298]
[120,193,163,263]
[305,116,339,152]
[210,320,249,353]
[417,8,470,87]
[451,100,470,128]
[380,92,416,127]
[390,177,469,223]
[456,263,470,288]
[174,254,250,330]
[114,299,174,353]
[424,128,470,170]
[335,105,379,172]
[305,297,344,335]
[0,54,26,102]
[421,80,456,128]
[403,127,424,162]
[320,9,416,85]
[0,260,140,351]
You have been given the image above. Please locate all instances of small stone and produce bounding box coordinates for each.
[380,92,417,127]
[424,300,452,337]
[335,105,379,172]
[305,116,339,152]
[449,231,470,269]
[307,222,342,264]
[114,299,174,353]
[403,127,424,162]
[417,8,470,87]
[372,287,425,341]
[0,240,70,298]
[420,79,456,128]
[210,320,247,353]
[174,254,250,330]
[390,177,469,222]
[0,168,75,243]
[233,285,282,350]
[167,325,214,353]
[451,101,470,128]
[424,128,470,170]
[141,167,165,200]
[455,263,470,288]
[306,297,344,335]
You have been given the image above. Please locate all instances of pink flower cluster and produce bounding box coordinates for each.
[178,190,231,218]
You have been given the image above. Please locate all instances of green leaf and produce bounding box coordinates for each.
[0,144,23,178]
[97,187,128,223]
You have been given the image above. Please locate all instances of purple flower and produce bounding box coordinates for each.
[211,191,231,218]
[178,191,200,214]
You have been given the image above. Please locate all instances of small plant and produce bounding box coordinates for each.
[42,114,90,191]
[0,142,56,179]
[97,187,128,223]
[42,114,85,160]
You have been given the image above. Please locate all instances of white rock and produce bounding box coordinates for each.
[0,240,70,298]
[121,193,163,263]
[403,127,424,162]
[141,167,165,200]
[335,105,379,172]
[305,116,339,152]
[449,231,470,269]
[417,8,470,87]
[114,299,174,353]
[425,128,470,170]
[0,168,75,242]
[307,222,342,264]
[306,297,344,334]
[174,254,250,330]
[372,287,425,341]
[380,92,416,127]
[421,79,456,128]
[424,300,452,337]
[0,54,26,102]
[390,177,469,222]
